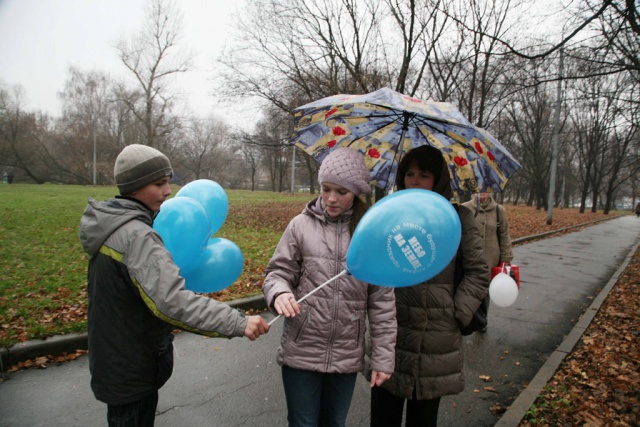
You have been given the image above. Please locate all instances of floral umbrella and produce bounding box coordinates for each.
[291,87,521,196]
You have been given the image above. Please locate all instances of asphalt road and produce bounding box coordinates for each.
[1,215,639,426]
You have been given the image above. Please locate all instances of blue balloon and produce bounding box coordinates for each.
[182,238,244,293]
[154,197,211,274]
[346,189,461,287]
[176,179,229,235]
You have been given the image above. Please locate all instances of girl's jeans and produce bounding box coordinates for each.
[282,365,357,427]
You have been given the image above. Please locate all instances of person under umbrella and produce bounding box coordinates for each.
[370,145,489,427]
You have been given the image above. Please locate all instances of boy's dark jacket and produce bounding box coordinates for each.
[79,197,247,405]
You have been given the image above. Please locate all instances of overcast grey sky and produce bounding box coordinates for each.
[0,0,255,127]
[0,0,573,130]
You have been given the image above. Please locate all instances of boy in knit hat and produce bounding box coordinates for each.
[79,144,269,426]
[263,147,396,426]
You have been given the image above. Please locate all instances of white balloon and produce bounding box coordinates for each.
[489,273,519,307]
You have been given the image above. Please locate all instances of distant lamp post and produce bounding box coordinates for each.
[88,80,98,187]
[92,114,97,186]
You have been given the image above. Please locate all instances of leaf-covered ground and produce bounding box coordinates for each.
[519,241,640,426]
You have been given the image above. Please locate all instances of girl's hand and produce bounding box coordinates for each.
[370,371,391,387]
[275,292,301,318]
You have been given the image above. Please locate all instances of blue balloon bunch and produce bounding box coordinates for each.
[347,189,461,287]
[153,179,243,293]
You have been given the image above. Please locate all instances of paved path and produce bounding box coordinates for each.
[1,216,639,426]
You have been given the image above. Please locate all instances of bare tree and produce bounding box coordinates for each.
[298,148,320,194]
[419,1,466,102]
[174,115,230,181]
[115,0,191,148]
[58,67,113,185]
[569,76,613,213]
[236,131,263,191]
[451,0,522,128]
[253,109,292,192]
[219,0,390,113]
[0,84,28,176]
[446,0,639,78]
[198,0,640,205]
[0,84,55,183]
[505,61,556,209]
[384,0,447,95]
[595,75,640,213]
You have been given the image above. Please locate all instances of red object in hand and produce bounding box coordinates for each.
[491,262,520,288]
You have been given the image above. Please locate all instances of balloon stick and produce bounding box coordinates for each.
[267,269,348,326]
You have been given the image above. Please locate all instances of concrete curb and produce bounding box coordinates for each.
[0,295,267,369]
[494,238,640,426]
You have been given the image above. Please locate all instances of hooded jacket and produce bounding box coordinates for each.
[79,197,247,405]
[462,195,514,268]
[380,157,490,400]
[262,197,397,375]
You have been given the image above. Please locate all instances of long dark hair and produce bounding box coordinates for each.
[350,197,370,236]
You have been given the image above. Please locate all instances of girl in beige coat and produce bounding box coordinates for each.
[462,193,514,329]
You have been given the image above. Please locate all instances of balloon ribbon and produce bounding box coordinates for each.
[267,269,348,326]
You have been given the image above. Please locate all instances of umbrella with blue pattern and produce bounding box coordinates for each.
[291,87,521,196]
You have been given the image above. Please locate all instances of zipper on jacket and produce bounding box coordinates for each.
[325,216,343,370]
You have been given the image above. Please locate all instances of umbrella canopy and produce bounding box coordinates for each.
[291,87,521,196]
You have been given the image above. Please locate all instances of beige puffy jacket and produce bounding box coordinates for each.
[263,197,397,375]
[462,196,513,268]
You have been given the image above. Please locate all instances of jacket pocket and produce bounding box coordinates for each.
[292,305,313,343]
[352,310,365,348]
[344,299,366,349]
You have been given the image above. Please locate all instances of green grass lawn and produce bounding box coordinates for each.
[0,184,311,348]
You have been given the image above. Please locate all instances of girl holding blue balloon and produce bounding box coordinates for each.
[263,148,397,427]
[370,145,490,427]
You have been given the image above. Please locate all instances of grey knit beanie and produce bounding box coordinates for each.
[318,148,371,196]
[114,144,173,195]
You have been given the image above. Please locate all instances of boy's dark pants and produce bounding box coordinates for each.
[107,391,158,427]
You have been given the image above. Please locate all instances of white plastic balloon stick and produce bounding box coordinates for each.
[267,269,348,326]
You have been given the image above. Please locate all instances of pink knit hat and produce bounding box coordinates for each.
[318,148,371,196]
